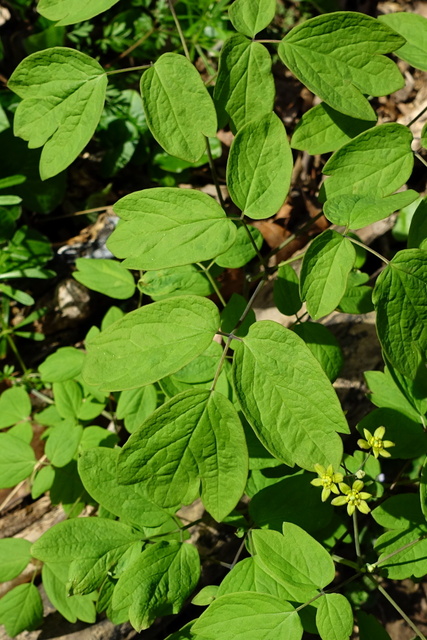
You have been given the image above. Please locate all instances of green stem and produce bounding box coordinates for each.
[167,0,191,60]
[407,104,427,128]
[345,235,390,265]
[353,511,362,564]
[295,573,360,613]
[415,152,427,169]
[332,554,361,571]
[254,39,281,43]
[368,576,427,640]
[105,64,152,76]
[278,251,306,267]
[197,263,226,307]
[369,533,427,571]
[205,138,226,209]
[239,218,268,269]
[265,212,324,261]
[6,334,28,374]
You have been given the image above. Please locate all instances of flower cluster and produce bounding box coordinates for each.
[310,464,343,502]
[311,466,372,515]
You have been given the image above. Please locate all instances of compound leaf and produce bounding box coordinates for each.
[8,48,107,179]
[316,594,353,640]
[37,0,120,25]
[140,53,217,162]
[82,296,220,391]
[291,103,376,154]
[379,12,427,71]
[0,584,43,637]
[107,188,236,270]
[227,113,293,219]
[111,542,200,631]
[117,389,248,521]
[373,249,427,379]
[192,592,303,640]
[300,230,356,320]
[322,124,413,201]
[278,13,404,120]
[232,321,348,471]
[42,564,96,624]
[229,0,276,38]
[73,258,135,299]
[32,517,141,595]
[214,35,275,131]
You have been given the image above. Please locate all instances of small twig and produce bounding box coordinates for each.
[205,138,226,209]
[105,64,152,76]
[353,511,362,565]
[197,263,226,307]
[345,235,390,265]
[167,0,190,60]
[407,104,427,128]
[415,152,427,169]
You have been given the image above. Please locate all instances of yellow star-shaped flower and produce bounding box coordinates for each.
[358,426,395,458]
[331,480,372,516]
[311,464,344,502]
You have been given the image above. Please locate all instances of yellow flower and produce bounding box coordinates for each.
[357,426,395,459]
[311,464,344,502]
[331,480,372,516]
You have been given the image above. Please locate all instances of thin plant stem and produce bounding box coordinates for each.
[0,454,47,512]
[205,138,226,209]
[369,534,427,571]
[368,575,427,640]
[197,263,226,307]
[210,279,266,391]
[115,28,155,62]
[6,335,27,374]
[167,0,191,60]
[254,39,281,43]
[278,251,305,267]
[353,511,362,564]
[229,531,251,570]
[295,573,361,613]
[407,104,427,128]
[415,152,427,169]
[345,235,390,265]
[41,205,111,221]
[31,388,114,422]
[331,555,360,571]
[265,212,324,261]
[239,218,268,269]
[105,64,152,76]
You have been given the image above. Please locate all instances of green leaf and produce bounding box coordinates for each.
[45,419,83,467]
[78,447,176,531]
[117,389,248,521]
[227,113,292,220]
[138,265,213,300]
[0,584,43,636]
[278,13,404,121]
[300,230,356,320]
[192,592,303,640]
[37,0,120,26]
[214,35,275,131]
[229,0,276,37]
[116,385,157,433]
[232,321,348,471]
[408,197,427,250]
[73,258,136,299]
[375,527,427,579]
[316,594,353,640]
[217,556,293,601]
[215,224,263,268]
[108,188,236,270]
[79,426,118,450]
[9,421,33,443]
[42,564,96,624]
[111,541,200,631]
[0,386,31,427]
[379,13,427,71]
[252,525,335,600]
[373,249,427,379]
[322,124,413,201]
[32,517,141,595]
[273,263,302,316]
[337,271,374,315]
[31,464,55,499]
[292,322,343,382]
[53,380,82,418]
[324,191,419,230]
[421,456,427,522]
[0,283,34,306]
[357,612,391,640]
[193,585,219,606]
[364,368,421,421]
[422,123,427,150]
[140,53,217,162]
[8,48,107,179]
[291,103,376,155]
[221,293,256,344]
[0,538,32,581]
[82,295,220,391]
[0,432,36,488]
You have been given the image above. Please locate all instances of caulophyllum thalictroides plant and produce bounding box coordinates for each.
[0,1,427,639]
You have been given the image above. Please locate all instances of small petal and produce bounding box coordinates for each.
[326,465,334,475]
[333,472,344,483]
[357,501,371,514]
[353,480,364,492]
[358,439,371,450]
[383,440,395,448]
[321,487,331,502]
[330,484,340,495]
[311,478,323,487]
[347,503,355,516]
[373,449,380,458]
[363,428,373,441]
[314,464,325,475]
[379,449,391,458]
[331,496,348,506]
[339,483,351,495]
[359,492,372,500]
[374,426,386,439]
